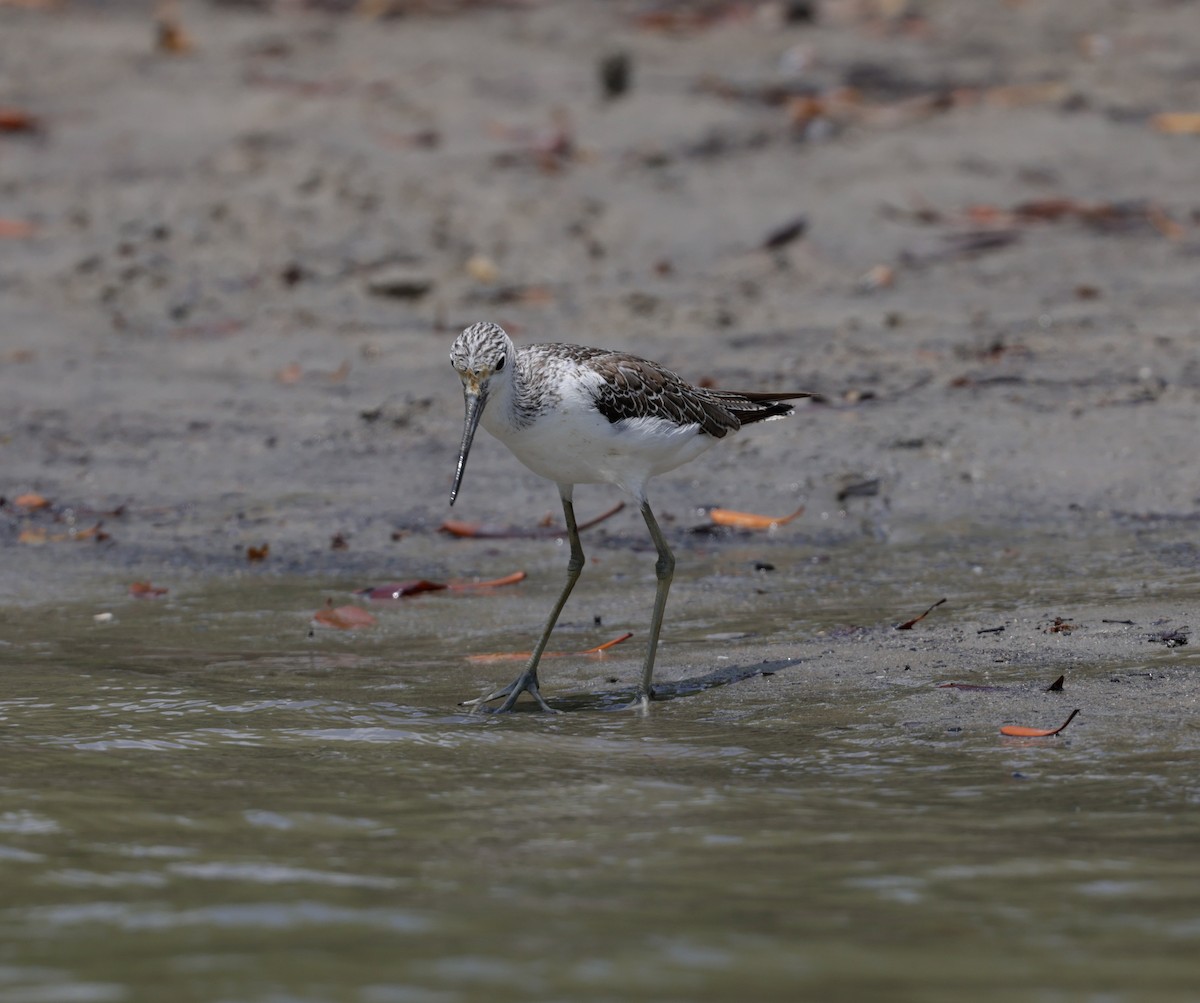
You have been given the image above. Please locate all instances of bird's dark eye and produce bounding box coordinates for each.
[495,355,506,372]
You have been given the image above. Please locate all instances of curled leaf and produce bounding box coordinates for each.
[896,597,946,630]
[1000,709,1080,738]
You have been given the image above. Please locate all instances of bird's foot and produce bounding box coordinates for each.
[460,671,558,714]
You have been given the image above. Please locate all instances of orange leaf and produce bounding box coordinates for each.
[312,603,377,630]
[18,526,48,545]
[0,219,36,239]
[438,519,484,538]
[1000,709,1080,738]
[129,581,169,598]
[13,492,51,511]
[709,505,805,530]
[467,631,633,663]
[1151,112,1200,135]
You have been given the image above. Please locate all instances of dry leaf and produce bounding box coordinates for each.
[246,543,270,562]
[1151,112,1200,135]
[358,570,526,600]
[312,602,377,630]
[0,219,36,239]
[129,581,169,598]
[708,505,805,530]
[13,492,51,511]
[1000,709,1080,738]
[0,107,40,133]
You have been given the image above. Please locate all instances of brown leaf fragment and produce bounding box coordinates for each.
[156,3,193,54]
[129,581,169,598]
[358,570,526,601]
[73,522,110,542]
[359,580,447,600]
[17,526,48,545]
[896,597,946,630]
[312,600,377,630]
[246,543,270,562]
[330,533,349,551]
[1044,616,1074,634]
[0,107,40,133]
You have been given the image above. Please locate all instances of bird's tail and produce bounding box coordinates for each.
[713,390,816,425]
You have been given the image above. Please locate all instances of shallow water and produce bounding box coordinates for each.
[2,526,1199,1002]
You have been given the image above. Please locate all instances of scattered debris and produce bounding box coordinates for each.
[896,597,945,630]
[1146,628,1189,647]
[128,581,169,598]
[1000,708,1080,738]
[1044,616,1074,634]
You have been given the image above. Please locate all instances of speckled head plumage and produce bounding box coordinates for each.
[449,322,516,506]
[450,321,513,389]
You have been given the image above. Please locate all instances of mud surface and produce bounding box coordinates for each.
[1,2,1199,999]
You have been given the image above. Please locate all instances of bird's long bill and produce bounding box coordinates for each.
[449,386,486,506]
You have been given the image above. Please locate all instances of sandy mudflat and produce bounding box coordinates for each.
[1,1,1197,693]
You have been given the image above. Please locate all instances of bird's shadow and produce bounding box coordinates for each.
[537,658,799,713]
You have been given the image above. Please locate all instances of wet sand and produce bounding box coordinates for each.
[2,5,1198,713]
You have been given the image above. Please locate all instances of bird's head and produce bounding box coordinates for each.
[449,322,513,506]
